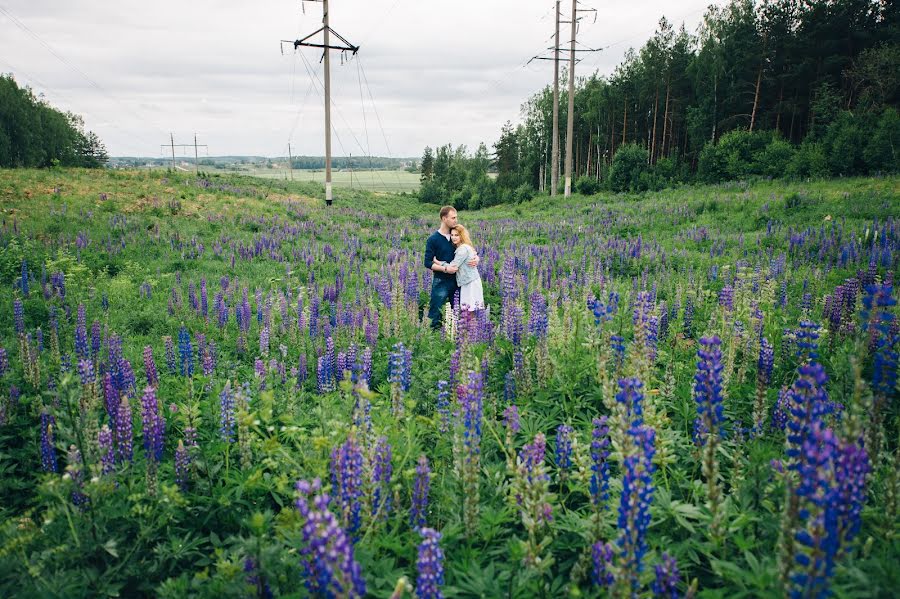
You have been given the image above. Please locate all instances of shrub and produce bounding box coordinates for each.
[608,143,649,192]
[574,175,601,196]
[787,141,829,179]
[863,107,900,173]
[753,138,796,178]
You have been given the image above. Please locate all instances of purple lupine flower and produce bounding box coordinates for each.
[259,325,270,357]
[589,291,619,326]
[77,358,95,387]
[719,284,734,310]
[389,342,412,392]
[98,424,115,476]
[174,440,191,491]
[19,259,29,297]
[652,553,682,598]
[164,336,176,373]
[140,386,166,463]
[795,320,820,362]
[40,411,58,473]
[785,363,835,466]
[143,345,158,387]
[219,381,236,443]
[177,326,193,377]
[116,395,133,464]
[372,437,393,519]
[861,284,898,397]
[771,386,790,431]
[91,320,102,359]
[528,291,549,339]
[682,297,694,338]
[294,478,366,598]
[590,416,611,507]
[693,336,726,446]
[591,541,615,588]
[74,304,88,360]
[758,338,775,386]
[617,418,656,596]
[410,455,431,530]
[66,445,89,508]
[200,277,208,318]
[13,299,25,336]
[789,423,869,598]
[555,424,574,471]
[436,380,451,434]
[416,528,445,599]
[503,371,516,405]
[0,347,8,376]
[502,404,521,434]
[330,436,365,537]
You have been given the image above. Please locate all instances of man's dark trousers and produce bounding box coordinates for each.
[428,277,458,330]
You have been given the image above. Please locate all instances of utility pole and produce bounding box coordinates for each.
[285,0,359,206]
[530,2,597,198]
[563,0,577,198]
[551,0,560,196]
[160,135,208,174]
[288,142,294,181]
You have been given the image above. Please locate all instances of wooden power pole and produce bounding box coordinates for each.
[551,0,560,196]
[286,0,359,206]
[161,134,207,173]
[563,0,577,198]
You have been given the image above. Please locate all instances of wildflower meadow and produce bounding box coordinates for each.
[0,168,897,598]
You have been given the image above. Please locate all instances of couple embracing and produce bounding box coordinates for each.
[423,205,485,330]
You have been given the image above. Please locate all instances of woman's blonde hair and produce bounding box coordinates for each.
[450,224,473,247]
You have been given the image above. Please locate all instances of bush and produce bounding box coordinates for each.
[753,138,796,178]
[787,141,829,179]
[574,175,601,196]
[863,107,900,173]
[418,180,444,204]
[697,143,726,183]
[512,183,535,203]
[822,112,866,176]
[608,143,649,192]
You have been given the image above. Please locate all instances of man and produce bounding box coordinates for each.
[423,205,478,330]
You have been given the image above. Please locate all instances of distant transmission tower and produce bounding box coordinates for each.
[160,133,208,174]
[282,0,359,206]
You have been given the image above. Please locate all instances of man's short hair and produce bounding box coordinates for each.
[439,205,456,219]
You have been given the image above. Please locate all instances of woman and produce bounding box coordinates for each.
[433,224,484,311]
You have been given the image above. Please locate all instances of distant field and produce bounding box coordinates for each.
[219,167,421,193]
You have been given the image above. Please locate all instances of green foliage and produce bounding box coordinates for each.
[574,175,601,196]
[608,143,649,192]
[0,75,107,168]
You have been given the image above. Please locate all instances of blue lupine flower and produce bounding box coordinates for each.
[555,424,574,471]
[789,423,869,598]
[591,541,614,587]
[652,552,682,598]
[295,478,366,598]
[177,325,193,377]
[416,528,444,599]
[693,336,726,446]
[372,437,393,520]
[40,411,58,473]
[410,455,431,530]
[616,422,656,595]
[590,416,611,507]
[140,386,165,463]
[330,436,364,537]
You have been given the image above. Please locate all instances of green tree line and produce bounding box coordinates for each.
[420,0,899,203]
[0,74,108,169]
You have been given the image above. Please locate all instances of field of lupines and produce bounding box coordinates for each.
[0,168,897,598]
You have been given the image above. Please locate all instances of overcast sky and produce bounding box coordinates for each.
[0,0,717,158]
